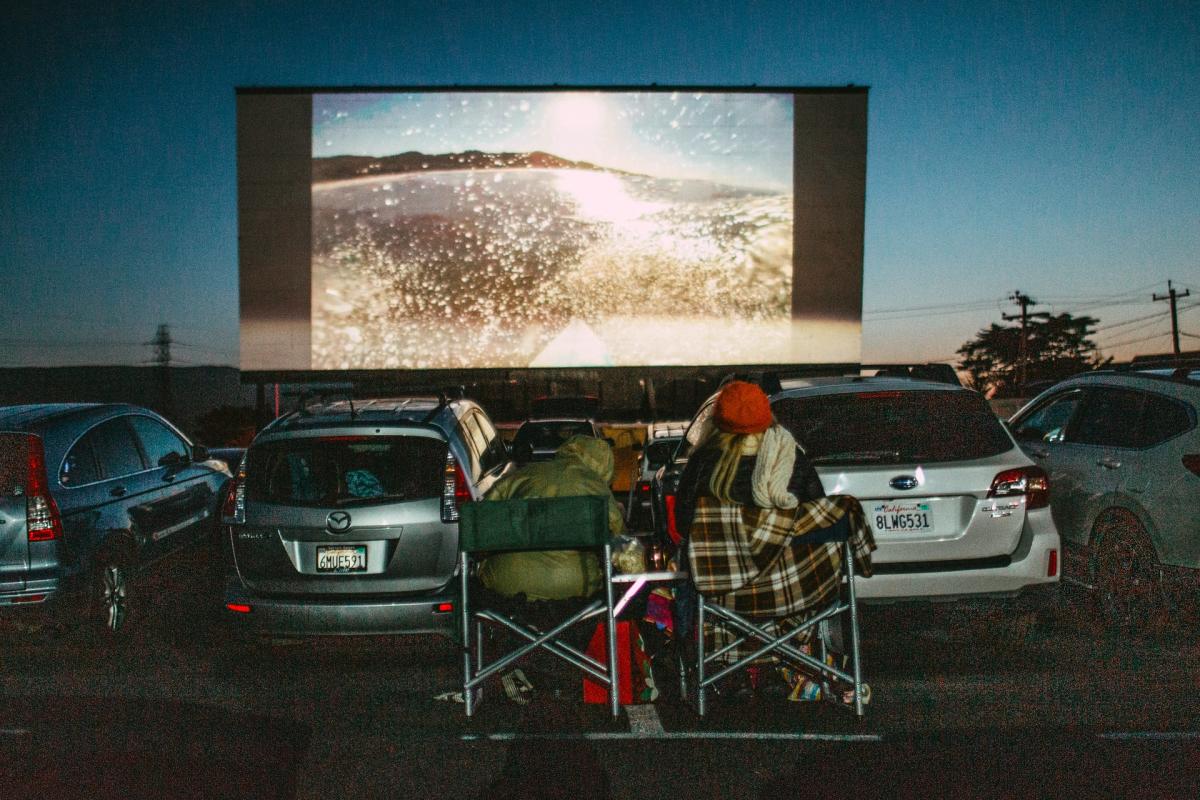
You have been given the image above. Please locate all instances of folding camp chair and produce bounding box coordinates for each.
[694,526,867,717]
[458,495,620,717]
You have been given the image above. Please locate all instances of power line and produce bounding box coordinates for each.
[1093,309,1168,332]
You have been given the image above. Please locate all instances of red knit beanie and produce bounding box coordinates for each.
[713,381,772,434]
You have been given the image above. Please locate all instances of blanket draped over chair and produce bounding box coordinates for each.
[688,494,876,663]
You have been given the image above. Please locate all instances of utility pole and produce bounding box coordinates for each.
[1001,291,1050,391]
[1153,280,1191,356]
[146,323,173,417]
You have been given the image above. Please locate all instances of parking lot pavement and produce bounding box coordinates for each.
[2,541,1199,798]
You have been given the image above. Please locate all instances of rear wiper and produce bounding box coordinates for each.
[335,494,406,505]
[811,450,902,465]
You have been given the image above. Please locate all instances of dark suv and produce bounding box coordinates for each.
[0,404,230,637]
[221,393,511,639]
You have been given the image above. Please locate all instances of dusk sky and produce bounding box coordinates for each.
[2,1,1196,368]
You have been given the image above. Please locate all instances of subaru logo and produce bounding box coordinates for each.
[889,475,919,491]
[326,511,352,533]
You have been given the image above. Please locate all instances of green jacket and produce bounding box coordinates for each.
[479,435,624,600]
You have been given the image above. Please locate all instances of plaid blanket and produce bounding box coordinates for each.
[688,494,876,663]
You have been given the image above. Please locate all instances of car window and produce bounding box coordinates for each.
[60,437,100,486]
[246,436,447,508]
[458,414,487,474]
[473,412,507,473]
[677,400,717,462]
[512,421,594,451]
[1010,390,1084,443]
[1067,388,1145,448]
[773,390,1013,465]
[1136,392,1194,447]
[88,418,147,479]
[128,416,190,467]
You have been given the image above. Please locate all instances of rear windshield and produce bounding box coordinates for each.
[772,390,1014,465]
[245,436,447,508]
[644,439,679,470]
[513,421,595,451]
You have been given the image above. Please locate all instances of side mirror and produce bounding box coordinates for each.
[604,437,616,448]
[631,440,644,452]
[192,445,210,462]
[514,442,534,463]
[159,451,185,468]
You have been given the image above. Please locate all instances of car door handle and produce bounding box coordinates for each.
[162,473,176,483]
[1097,457,1122,470]
[110,485,127,498]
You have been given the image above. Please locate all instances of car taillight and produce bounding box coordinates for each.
[24,434,62,542]
[664,493,681,544]
[442,453,472,522]
[988,466,1049,510]
[1183,455,1200,478]
[1047,548,1059,578]
[222,465,246,525]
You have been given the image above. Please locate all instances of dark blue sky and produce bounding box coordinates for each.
[2,0,1196,367]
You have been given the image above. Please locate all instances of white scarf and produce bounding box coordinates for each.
[751,423,799,509]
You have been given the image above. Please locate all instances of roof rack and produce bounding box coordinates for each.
[272,383,466,427]
[732,363,962,394]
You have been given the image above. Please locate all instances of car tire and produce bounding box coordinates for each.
[85,547,137,642]
[1089,509,1172,640]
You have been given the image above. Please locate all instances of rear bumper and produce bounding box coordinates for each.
[855,511,1061,608]
[223,578,458,639]
[0,567,84,615]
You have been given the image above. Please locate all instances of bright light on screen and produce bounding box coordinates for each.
[306,91,840,370]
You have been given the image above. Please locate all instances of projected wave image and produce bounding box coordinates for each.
[311,92,798,369]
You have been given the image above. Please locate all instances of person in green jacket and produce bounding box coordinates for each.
[479,434,624,601]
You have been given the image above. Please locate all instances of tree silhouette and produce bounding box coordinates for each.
[957,313,1106,397]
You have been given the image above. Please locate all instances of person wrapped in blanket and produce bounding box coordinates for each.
[673,380,877,702]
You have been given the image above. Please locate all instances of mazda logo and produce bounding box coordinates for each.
[889,475,919,491]
[327,511,352,532]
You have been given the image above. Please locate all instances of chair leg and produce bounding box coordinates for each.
[845,540,864,717]
[461,553,476,717]
[696,594,706,717]
[603,543,620,718]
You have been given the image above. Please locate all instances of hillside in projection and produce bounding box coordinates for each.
[310,91,800,369]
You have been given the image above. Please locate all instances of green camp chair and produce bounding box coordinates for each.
[458,495,620,717]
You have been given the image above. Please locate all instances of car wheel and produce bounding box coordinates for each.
[88,550,136,639]
[1089,510,1172,639]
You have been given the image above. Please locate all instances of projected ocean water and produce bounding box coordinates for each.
[311,166,792,368]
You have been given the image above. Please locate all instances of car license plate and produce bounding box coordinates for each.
[316,545,367,573]
[871,502,934,533]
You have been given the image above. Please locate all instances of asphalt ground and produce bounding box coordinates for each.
[1,540,1198,800]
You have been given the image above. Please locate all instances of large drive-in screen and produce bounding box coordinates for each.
[237,88,867,372]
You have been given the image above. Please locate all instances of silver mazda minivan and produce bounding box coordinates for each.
[221,393,511,639]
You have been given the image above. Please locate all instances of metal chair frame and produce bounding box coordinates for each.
[459,497,620,717]
[695,537,866,717]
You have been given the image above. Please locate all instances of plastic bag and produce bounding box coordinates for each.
[611,534,646,574]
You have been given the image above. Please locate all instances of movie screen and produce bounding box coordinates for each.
[310,91,807,369]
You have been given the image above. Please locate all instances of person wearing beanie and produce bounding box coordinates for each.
[672,379,876,704]
[673,380,824,539]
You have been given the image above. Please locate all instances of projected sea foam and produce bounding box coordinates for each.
[311,163,796,369]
